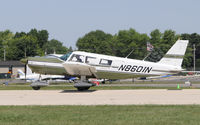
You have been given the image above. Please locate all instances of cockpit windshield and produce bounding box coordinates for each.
[60,52,72,61]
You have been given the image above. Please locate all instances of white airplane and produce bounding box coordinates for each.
[26,39,189,90]
[16,69,66,82]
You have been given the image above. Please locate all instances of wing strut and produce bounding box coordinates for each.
[125,49,134,58]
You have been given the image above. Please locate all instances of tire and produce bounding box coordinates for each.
[77,87,90,91]
[32,86,41,90]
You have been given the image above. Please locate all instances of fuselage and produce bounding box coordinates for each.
[28,51,183,79]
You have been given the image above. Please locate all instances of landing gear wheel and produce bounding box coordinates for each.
[32,86,41,90]
[77,87,90,91]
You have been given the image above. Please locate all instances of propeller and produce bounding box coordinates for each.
[20,58,28,82]
[25,62,27,80]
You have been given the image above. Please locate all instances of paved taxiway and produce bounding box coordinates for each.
[0,89,200,105]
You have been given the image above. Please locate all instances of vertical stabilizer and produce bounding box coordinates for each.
[158,40,189,67]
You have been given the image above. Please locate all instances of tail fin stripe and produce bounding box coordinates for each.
[164,54,184,59]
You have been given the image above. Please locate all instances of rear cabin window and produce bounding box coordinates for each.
[69,54,84,63]
[85,56,97,65]
[99,59,112,66]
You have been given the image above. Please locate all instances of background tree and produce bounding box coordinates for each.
[147,29,179,62]
[181,33,200,69]
[114,28,149,59]
[0,30,14,60]
[149,29,162,45]
[146,29,163,62]
[7,35,38,60]
[44,39,69,54]
[27,29,49,49]
[68,46,73,52]
[0,29,69,60]
[76,30,113,55]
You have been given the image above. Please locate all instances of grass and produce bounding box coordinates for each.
[0,105,200,125]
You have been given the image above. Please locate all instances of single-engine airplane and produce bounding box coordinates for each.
[25,39,189,90]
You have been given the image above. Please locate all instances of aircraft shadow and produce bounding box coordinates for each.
[60,90,96,93]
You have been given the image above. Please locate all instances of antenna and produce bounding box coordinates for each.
[125,49,134,58]
[143,52,151,61]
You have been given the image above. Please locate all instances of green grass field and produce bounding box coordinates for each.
[0,105,200,125]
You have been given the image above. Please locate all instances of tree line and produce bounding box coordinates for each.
[0,29,70,60]
[0,28,199,69]
[77,28,200,69]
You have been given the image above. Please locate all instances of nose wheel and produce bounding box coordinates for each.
[32,86,41,90]
[30,81,48,90]
[77,87,90,91]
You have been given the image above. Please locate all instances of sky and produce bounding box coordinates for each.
[0,0,200,49]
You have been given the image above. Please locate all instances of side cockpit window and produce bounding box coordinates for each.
[69,54,84,63]
[99,59,112,66]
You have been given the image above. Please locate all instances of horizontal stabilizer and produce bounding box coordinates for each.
[17,69,25,77]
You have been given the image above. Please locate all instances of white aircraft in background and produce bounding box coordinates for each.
[16,69,79,84]
[25,40,189,90]
[139,74,173,80]
[16,69,66,82]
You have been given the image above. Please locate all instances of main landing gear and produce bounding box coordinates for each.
[32,86,41,90]
[74,82,95,91]
[74,76,96,91]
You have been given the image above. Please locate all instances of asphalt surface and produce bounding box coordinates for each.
[0,89,200,105]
